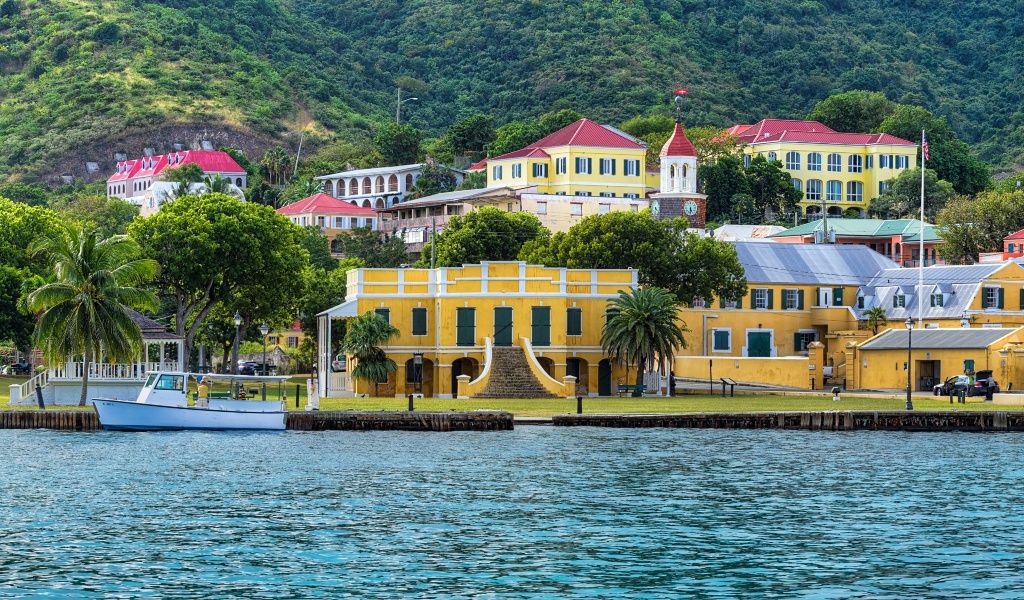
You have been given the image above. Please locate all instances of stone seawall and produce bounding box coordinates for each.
[553,411,1024,432]
[0,410,100,431]
[286,410,514,432]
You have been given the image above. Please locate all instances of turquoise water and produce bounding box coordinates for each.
[2,428,1024,598]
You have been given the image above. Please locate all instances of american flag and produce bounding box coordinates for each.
[921,130,930,162]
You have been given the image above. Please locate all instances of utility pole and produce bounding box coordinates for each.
[430,215,436,270]
[292,130,304,180]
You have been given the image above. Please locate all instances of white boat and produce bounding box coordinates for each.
[93,371,290,431]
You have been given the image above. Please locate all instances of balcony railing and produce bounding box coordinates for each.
[50,361,180,382]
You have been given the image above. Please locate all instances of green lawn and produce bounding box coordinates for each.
[0,376,26,405]
[311,395,1024,416]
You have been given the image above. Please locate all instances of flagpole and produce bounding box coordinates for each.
[918,128,926,328]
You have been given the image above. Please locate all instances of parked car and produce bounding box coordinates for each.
[331,354,347,372]
[969,370,999,398]
[1,361,30,376]
[933,375,964,396]
[237,361,259,376]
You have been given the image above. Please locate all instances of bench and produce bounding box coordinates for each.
[617,384,646,397]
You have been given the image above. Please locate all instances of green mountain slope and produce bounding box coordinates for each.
[0,0,1021,179]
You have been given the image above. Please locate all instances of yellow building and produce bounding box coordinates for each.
[315,262,639,398]
[728,119,918,218]
[484,119,654,198]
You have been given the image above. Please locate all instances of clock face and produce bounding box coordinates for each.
[683,200,698,216]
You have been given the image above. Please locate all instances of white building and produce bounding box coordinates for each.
[107,150,248,215]
[314,163,464,209]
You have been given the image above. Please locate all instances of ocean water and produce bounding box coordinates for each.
[1,427,1023,598]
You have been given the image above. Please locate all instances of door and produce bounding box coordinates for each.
[818,287,832,307]
[747,331,772,357]
[598,359,613,396]
[494,307,513,346]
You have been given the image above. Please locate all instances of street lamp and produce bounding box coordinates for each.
[232,310,242,375]
[259,323,270,376]
[396,89,419,123]
[702,313,719,394]
[905,317,914,410]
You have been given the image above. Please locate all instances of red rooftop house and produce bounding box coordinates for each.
[277,193,379,255]
[107,150,247,216]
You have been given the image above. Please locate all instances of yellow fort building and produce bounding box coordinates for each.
[316,262,641,399]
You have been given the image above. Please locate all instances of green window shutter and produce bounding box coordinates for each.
[929,295,935,308]
[794,332,802,352]
[833,287,844,305]
[566,308,582,336]
[735,294,742,309]
[374,308,390,324]
[713,330,729,351]
[611,160,617,175]
[893,295,898,308]
[1019,288,1024,310]
[456,308,475,346]
[998,287,1005,309]
[797,289,805,310]
[587,158,593,174]
[816,287,822,306]
[411,308,427,336]
[599,159,605,175]
[766,289,774,309]
[531,306,551,346]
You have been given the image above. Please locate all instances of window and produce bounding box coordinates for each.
[624,159,641,176]
[856,297,865,309]
[744,154,752,168]
[879,181,890,194]
[512,163,522,178]
[624,193,640,199]
[598,203,610,214]
[599,158,616,175]
[576,191,592,197]
[570,203,583,216]
[984,287,1004,309]
[531,306,551,346]
[534,162,549,177]
[268,335,279,344]
[287,336,299,348]
[566,308,583,336]
[807,153,822,171]
[806,180,822,201]
[753,288,772,309]
[411,308,427,336]
[866,155,873,169]
[555,157,567,174]
[456,308,475,346]
[575,157,592,174]
[785,151,800,170]
[155,375,184,391]
[535,201,547,215]
[930,293,944,308]
[846,181,864,202]
[630,204,639,212]
[783,288,804,310]
[767,151,777,161]
[712,329,731,352]
[896,155,909,169]
[880,155,892,169]
[691,298,707,309]
[827,153,842,172]
[599,192,615,198]
[826,180,842,201]
[848,155,863,173]
[492,165,503,180]
[893,295,906,308]
[791,179,802,193]
[374,308,390,324]
[794,331,817,353]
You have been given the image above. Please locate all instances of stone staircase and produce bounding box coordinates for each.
[476,346,556,398]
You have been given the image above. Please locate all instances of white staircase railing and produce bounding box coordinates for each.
[17,370,49,404]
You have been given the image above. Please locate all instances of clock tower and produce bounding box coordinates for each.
[650,88,707,228]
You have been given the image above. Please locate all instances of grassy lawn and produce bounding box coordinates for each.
[311,394,1024,416]
[0,376,26,405]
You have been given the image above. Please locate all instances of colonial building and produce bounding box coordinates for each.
[107,150,247,215]
[316,262,640,399]
[727,119,917,218]
[314,163,464,210]
[768,218,943,267]
[276,193,379,254]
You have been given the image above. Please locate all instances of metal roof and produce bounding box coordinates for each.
[867,264,1004,286]
[383,187,514,209]
[860,328,1018,350]
[857,283,978,320]
[770,218,940,241]
[732,241,898,285]
[315,163,463,180]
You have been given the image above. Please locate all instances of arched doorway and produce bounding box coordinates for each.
[537,357,555,378]
[405,357,434,397]
[405,174,414,190]
[451,357,479,396]
[567,357,589,395]
[827,206,842,216]
[374,198,385,209]
[598,359,613,396]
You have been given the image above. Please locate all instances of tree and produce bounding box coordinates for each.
[296,258,363,337]
[374,121,422,165]
[161,163,204,184]
[519,211,746,305]
[445,114,495,159]
[699,154,751,221]
[937,189,1024,264]
[602,287,688,394]
[456,171,486,190]
[619,115,674,138]
[869,168,954,219]
[409,159,457,199]
[0,182,48,206]
[0,197,62,351]
[745,155,801,220]
[341,311,399,397]
[807,90,895,133]
[51,195,138,237]
[128,193,309,365]
[299,225,337,271]
[260,146,291,186]
[337,228,409,267]
[27,228,157,405]
[425,207,546,267]
[863,306,888,335]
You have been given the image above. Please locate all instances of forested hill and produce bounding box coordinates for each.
[0,0,1022,180]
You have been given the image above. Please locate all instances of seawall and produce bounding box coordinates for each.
[553,411,1023,431]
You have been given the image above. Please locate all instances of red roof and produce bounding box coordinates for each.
[1005,228,1024,241]
[466,158,488,171]
[276,193,378,216]
[734,119,914,146]
[660,123,696,157]
[108,150,246,182]
[489,118,644,161]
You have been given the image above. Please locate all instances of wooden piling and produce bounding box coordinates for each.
[285,410,514,432]
[0,410,100,431]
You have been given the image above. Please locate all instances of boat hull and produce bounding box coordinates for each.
[93,398,286,431]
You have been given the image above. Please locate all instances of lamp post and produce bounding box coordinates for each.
[905,317,914,410]
[396,89,419,123]
[232,311,242,375]
[413,352,423,396]
[702,313,719,394]
[259,323,270,376]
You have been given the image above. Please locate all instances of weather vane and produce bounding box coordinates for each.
[673,85,688,123]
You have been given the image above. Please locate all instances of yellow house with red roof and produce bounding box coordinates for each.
[483,119,655,199]
[729,119,917,218]
[277,193,379,255]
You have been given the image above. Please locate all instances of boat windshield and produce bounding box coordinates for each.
[144,374,158,388]
[155,374,185,391]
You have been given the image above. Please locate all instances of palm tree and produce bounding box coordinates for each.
[863,306,888,335]
[203,174,231,194]
[341,311,399,397]
[27,228,158,405]
[602,287,688,395]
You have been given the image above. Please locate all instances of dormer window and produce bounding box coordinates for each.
[893,295,906,308]
[930,293,944,308]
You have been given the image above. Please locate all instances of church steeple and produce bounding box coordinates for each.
[650,87,707,228]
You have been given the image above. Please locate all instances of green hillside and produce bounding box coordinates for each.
[0,0,1021,179]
